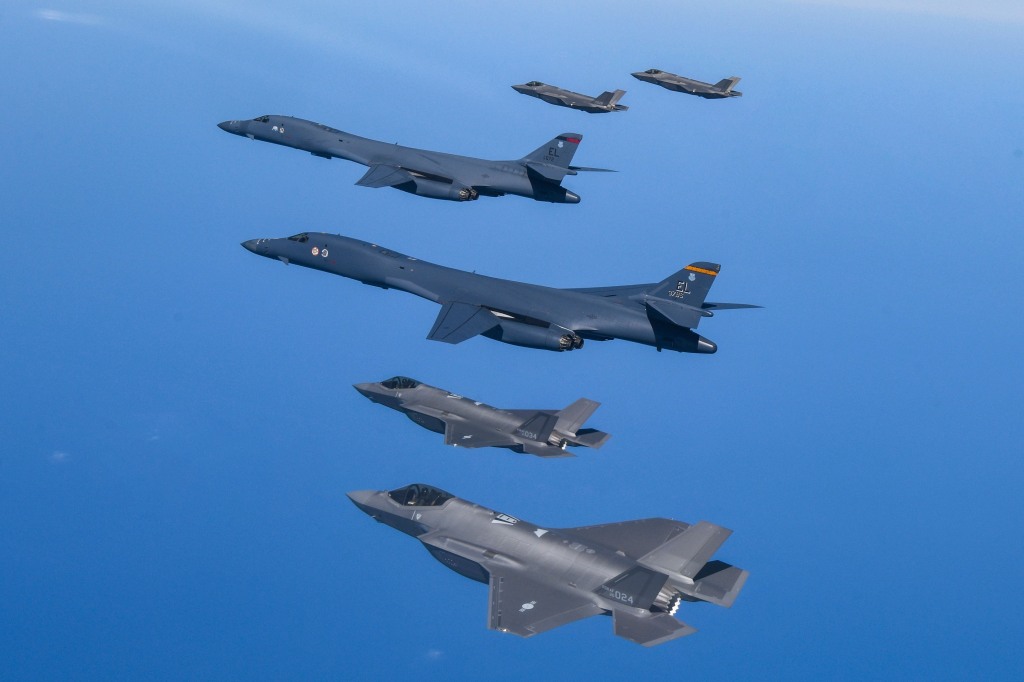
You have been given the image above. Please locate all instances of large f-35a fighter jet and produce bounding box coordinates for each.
[354,376,610,457]
[631,69,742,99]
[242,233,758,355]
[512,82,628,113]
[348,484,747,646]
[218,115,611,203]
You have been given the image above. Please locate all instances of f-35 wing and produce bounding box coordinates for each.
[488,572,603,637]
[427,302,500,344]
[443,420,517,449]
[560,518,690,558]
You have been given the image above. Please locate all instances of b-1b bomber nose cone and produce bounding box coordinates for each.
[218,120,239,133]
[241,239,260,253]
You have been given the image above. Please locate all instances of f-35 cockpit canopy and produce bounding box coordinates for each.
[388,484,453,507]
[525,81,544,87]
[644,69,662,75]
[380,376,419,390]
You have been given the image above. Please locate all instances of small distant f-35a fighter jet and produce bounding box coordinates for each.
[354,377,609,458]
[512,81,628,113]
[218,115,611,203]
[348,484,747,646]
[242,233,758,355]
[632,69,742,99]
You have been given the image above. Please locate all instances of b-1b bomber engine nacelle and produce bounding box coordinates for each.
[396,177,479,202]
[483,320,583,352]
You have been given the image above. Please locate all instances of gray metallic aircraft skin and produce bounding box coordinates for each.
[354,376,610,458]
[512,82,628,113]
[631,69,742,99]
[242,232,758,355]
[348,484,747,646]
[218,115,612,203]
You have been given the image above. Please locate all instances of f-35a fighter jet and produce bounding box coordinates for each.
[242,233,758,355]
[348,484,747,646]
[354,377,609,458]
[218,115,611,203]
[631,69,742,99]
[512,82,628,113]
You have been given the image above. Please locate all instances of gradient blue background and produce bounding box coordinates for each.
[3,1,1022,679]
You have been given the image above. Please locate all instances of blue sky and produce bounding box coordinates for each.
[2,1,1023,679]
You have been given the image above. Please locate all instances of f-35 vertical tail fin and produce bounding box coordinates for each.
[714,77,741,92]
[593,89,626,106]
[553,398,600,435]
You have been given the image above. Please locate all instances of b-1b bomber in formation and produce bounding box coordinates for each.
[218,115,611,204]
[242,232,757,356]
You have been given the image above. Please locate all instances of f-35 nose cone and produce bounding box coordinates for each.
[347,490,378,512]
[353,383,377,399]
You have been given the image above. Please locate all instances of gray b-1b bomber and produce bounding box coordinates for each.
[512,81,628,113]
[354,376,610,458]
[218,115,611,203]
[348,484,747,646]
[242,232,758,355]
[631,69,742,99]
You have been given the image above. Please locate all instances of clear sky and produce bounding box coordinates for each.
[2,1,1023,679]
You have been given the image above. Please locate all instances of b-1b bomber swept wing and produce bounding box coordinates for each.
[218,115,612,203]
[354,376,610,458]
[348,484,748,646]
[241,232,759,355]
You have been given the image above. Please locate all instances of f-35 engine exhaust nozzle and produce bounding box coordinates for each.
[653,587,684,616]
[483,320,582,352]
[396,178,479,202]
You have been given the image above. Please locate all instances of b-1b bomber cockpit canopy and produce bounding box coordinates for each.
[288,233,309,242]
[388,484,453,507]
[380,376,419,390]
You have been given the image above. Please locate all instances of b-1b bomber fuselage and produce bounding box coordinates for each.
[242,232,758,355]
[218,115,611,204]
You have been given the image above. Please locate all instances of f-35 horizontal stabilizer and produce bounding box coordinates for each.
[571,428,611,449]
[427,302,500,344]
[519,441,576,458]
[687,561,749,608]
[640,520,732,579]
[613,610,696,647]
